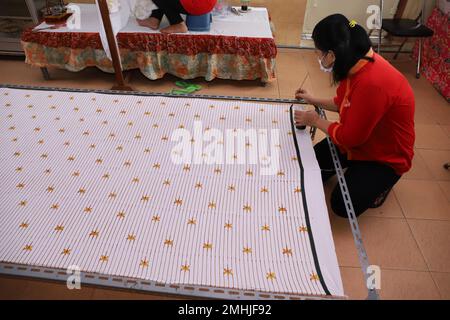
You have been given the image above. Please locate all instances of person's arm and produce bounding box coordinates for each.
[294,110,332,134]
[295,84,389,146]
[311,97,339,112]
[327,85,388,148]
[295,88,339,112]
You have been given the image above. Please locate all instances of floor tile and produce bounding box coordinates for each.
[415,124,450,151]
[394,179,450,220]
[276,50,308,97]
[20,278,95,299]
[408,219,450,273]
[0,276,31,299]
[378,269,441,300]
[339,267,367,300]
[330,215,428,271]
[402,151,434,180]
[415,95,450,126]
[431,272,450,299]
[206,78,280,99]
[438,181,450,203]
[339,267,441,300]
[414,103,440,125]
[0,59,115,90]
[91,287,185,300]
[441,125,450,138]
[418,149,450,181]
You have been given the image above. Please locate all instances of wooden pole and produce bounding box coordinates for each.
[394,0,408,19]
[97,0,133,91]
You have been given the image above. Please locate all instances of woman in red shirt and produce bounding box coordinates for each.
[138,0,217,34]
[295,14,415,218]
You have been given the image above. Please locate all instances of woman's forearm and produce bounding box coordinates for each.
[310,98,339,112]
[314,117,333,135]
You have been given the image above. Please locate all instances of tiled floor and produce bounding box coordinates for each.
[0,48,449,300]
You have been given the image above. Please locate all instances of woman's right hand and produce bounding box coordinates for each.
[295,88,315,104]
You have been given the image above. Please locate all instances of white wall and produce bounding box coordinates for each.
[302,0,436,35]
[302,0,400,34]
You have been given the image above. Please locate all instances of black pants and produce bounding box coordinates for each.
[151,0,188,25]
[314,139,401,218]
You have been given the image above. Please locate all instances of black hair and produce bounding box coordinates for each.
[312,14,373,83]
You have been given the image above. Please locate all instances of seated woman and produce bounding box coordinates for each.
[137,0,217,34]
[294,14,415,218]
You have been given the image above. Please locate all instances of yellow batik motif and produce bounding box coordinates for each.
[19,222,29,229]
[223,268,233,276]
[164,239,174,247]
[140,259,149,268]
[181,264,190,272]
[266,272,276,281]
[282,247,293,256]
[203,242,213,250]
[310,273,320,281]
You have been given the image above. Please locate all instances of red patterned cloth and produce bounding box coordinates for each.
[413,7,449,100]
[21,29,277,59]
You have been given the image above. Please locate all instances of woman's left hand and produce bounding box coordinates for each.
[294,110,320,127]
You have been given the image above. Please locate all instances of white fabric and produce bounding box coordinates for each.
[95,0,131,61]
[131,0,157,20]
[33,3,274,39]
[0,87,343,297]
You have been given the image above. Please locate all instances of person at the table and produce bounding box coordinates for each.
[137,0,217,33]
[294,14,415,218]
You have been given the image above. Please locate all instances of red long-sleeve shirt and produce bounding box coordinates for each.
[181,0,217,15]
[328,52,415,175]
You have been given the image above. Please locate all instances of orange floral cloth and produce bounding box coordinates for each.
[21,29,277,82]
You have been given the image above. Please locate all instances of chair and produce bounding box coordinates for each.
[375,0,434,78]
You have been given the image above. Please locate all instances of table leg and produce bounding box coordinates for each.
[40,67,50,80]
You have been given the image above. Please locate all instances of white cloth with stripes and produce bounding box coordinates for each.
[0,87,343,297]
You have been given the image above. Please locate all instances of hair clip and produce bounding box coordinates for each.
[349,20,357,28]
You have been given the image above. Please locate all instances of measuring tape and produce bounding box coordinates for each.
[317,107,379,300]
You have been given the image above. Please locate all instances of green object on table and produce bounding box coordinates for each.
[170,81,202,94]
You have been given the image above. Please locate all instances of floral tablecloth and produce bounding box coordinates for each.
[21,27,277,83]
[413,7,449,100]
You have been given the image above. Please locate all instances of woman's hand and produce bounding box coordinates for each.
[295,88,315,104]
[294,110,320,127]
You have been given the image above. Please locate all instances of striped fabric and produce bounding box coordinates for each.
[0,87,343,297]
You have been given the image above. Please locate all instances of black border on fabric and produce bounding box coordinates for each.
[289,105,331,296]
[0,84,332,297]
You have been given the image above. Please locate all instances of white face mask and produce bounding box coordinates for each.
[318,54,334,73]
